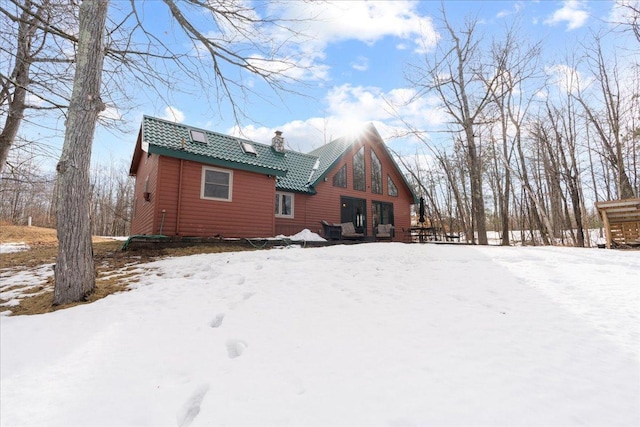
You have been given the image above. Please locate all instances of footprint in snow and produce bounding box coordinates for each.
[209,313,224,328]
[226,339,248,359]
[176,383,210,427]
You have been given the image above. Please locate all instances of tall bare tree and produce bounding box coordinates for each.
[575,35,636,199]
[483,24,542,245]
[53,0,108,305]
[0,0,77,173]
[613,0,640,44]
[1,0,43,172]
[406,10,505,244]
[45,0,313,304]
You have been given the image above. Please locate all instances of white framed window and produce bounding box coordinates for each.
[201,166,233,201]
[275,192,294,218]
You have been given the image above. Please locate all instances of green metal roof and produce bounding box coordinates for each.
[276,151,319,194]
[137,116,417,200]
[142,116,288,177]
[307,135,356,186]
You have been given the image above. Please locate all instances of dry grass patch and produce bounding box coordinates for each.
[0,224,114,247]
[0,224,58,247]
[2,225,252,316]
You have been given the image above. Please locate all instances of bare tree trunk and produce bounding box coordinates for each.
[514,127,553,245]
[443,152,471,241]
[576,37,636,199]
[545,103,586,247]
[0,0,39,172]
[405,11,494,244]
[466,128,488,244]
[54,0,108,305]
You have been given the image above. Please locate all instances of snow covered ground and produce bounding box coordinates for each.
[0,242,30,253]
[1,242,638,426]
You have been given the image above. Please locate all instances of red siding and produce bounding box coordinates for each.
[132,134,414,241]
[275,136,414,242]
[138,157,276,238]
[130,152,159,235]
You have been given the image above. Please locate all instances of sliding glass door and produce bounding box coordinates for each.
[340,197,367,234]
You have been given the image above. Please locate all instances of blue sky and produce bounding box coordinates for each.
[16,1,638,171]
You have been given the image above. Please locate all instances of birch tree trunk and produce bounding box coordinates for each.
[53,0,108,305]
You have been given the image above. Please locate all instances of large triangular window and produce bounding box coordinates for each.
[387,175,398,197]
[353,146,365,191]
[333,164,347,188]
[371,150,382,194]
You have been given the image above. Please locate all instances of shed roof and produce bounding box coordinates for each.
[595,198,640,223]
[595,198,640,248]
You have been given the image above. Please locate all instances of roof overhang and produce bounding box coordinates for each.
[148,144,288,177]
[595,198,640,248]
[129,127,144,176]
[361,124,420,204]
[595,198,640,223]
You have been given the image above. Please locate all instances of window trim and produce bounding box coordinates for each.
[372,200,395,227]
[200,166,233,202]
[275,191,295,218]
[190,129,207,144]
[371,149,382,194]
[353,146,366,191]
[387,175,398,197]
[333,164,347,188]
[240,141,257,155]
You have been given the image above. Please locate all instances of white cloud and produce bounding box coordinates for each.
[188,2,438,84]
[271,1,437,49]
[545,64,592,94]
[262,1,438,81]
[351,56,369,72]
[544,0,589,30]
[229,84,448,154]
[99,105,123,121]
[497,1,524,18]
[609,0,640,26]
[160,106,185,123]
[247,54,330,82]
[25,92,45,108]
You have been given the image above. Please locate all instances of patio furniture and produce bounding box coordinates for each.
[321,220,342,240]
[374,223,394,241]
[340,222,365,240]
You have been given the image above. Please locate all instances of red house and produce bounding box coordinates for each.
[129,116,417,241]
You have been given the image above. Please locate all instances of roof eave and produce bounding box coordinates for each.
[148,145,288,177]
[129,126,144,176]
[366,124,419,204]
[275,185,317,195]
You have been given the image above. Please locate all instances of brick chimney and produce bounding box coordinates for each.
[272,130,285,153]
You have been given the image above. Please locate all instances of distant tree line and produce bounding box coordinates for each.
[397,6,639,247]
[0,151,134,236]
[2,3,639,250]
[1,0,312,304]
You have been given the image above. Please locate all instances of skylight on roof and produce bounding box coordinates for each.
[240,141,257,155]
[190,129,207,143]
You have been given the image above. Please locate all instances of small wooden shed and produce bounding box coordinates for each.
[595,198,640,248]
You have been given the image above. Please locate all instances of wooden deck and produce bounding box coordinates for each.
[120,235,367,251]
